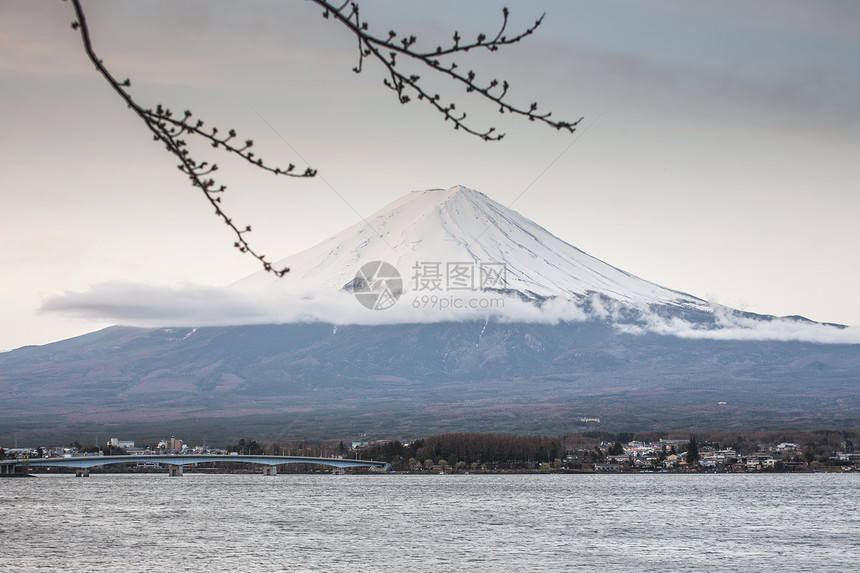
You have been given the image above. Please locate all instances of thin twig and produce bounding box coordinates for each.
[315,1,582,140]
[69,0,315,276]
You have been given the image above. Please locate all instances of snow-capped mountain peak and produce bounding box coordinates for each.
[232,185,706,321]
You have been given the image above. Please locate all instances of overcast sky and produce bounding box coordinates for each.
[1,0,859,351]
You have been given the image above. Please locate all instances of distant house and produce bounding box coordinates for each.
[746,454,773,471]
[594,463,623,472]
[108,438,134,449]
[700,449,737,468]
[659,439,688,451]
[633,457,657,469]
[158,436,183,452]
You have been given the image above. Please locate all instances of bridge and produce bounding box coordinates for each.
[6,454,388,477]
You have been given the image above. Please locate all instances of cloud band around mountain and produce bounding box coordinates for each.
[40,281,860,344]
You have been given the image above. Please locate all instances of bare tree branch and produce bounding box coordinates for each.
[317,1,582,140]
[67,0,580,276]
[68,0,313,276]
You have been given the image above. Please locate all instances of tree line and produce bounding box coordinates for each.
[363,433,564,471]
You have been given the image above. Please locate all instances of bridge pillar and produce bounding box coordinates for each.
[75,468,90,477]
[168,466,183,477]
[263,466,277,476]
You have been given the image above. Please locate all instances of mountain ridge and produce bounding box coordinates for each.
[4,185,858,439]
[1,321,858,438]
[233,185,708,315]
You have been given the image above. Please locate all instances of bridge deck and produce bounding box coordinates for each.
[17,454,387,471]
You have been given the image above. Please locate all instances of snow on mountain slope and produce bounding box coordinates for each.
[36,185,858,340]
[232,186,708,323]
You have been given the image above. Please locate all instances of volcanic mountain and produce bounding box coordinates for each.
[1,185,858,441]
[232,185,710,324]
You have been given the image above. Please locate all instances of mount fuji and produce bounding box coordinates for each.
[230,185,847,340]
[235,185,706,311]
[2,186,859,440]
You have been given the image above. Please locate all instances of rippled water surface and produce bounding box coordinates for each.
[1,473,857,571]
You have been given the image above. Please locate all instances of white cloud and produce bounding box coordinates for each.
[617,305,860,344]
[40,281,860,344]
[39,283,272,327]
[39,281,554,327]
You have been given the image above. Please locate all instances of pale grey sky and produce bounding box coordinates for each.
[1,0,859,350]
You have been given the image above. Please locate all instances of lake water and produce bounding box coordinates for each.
[1,472,857,571]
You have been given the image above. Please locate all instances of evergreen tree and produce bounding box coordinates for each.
[686,437,700,465]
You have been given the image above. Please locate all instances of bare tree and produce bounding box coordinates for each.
[67,0,581,276]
